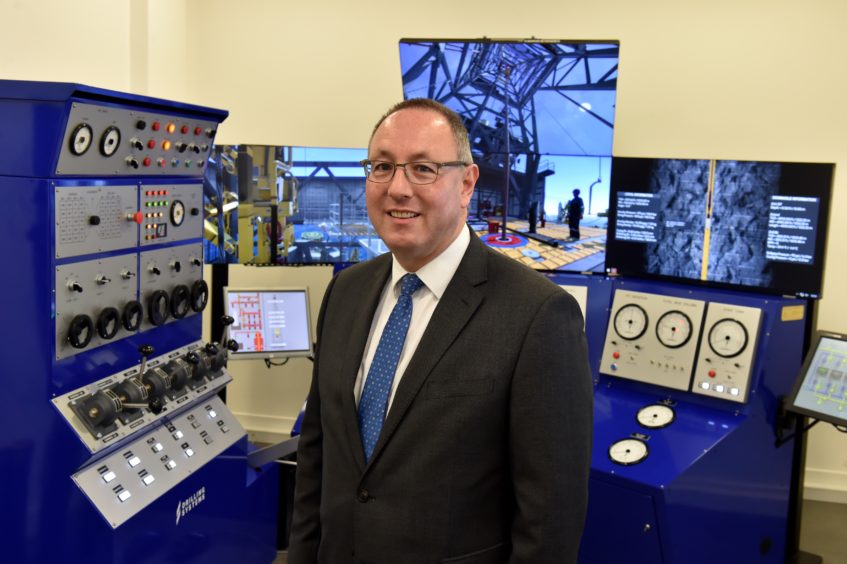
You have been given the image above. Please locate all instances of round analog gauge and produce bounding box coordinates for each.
[655,310,693,348]
[170,199,185,226]
[69,123,93,156]
[613,304,648,340]
[637,404,675,429]
[100,126,121,157]
[708,318,748,358]
[609,438,648,466]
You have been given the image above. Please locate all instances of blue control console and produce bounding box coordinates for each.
[0,80,277,564]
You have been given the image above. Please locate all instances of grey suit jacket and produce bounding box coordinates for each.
[289,231,593,564]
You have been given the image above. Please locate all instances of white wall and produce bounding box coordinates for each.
[2,0,844,499]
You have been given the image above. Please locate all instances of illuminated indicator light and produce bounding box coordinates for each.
[173,430,183,440]
[128,456,141,468]
[117,490,132,502]
[610,363,618,371]
[700,381,710,390]
[612,352,620,359]
[166,460,177,470]
[708,370,716,378]
[166,123,176,134]
[162,140,171,151]
[714,384,725,393]
[102,471,116,483]
[152,443,163,453]
[147,140,156,149]
[145,191,152,196]
[730,388,740,396]
[185,448,194,457]
[164,190,169,195]
[209,409,217,419]
[143,157,151,167]
[181,125,189,134]
[158,212,164,218]
[142,474,155,486]
[152,122,160,131]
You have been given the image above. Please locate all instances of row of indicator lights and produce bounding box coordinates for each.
[145,201,170,207]
[134,139,208,152]
[145,190,170,196]
[136,120,216,138]
[698,381,741,396]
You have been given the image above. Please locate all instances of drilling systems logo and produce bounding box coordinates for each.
[175,486,206,525]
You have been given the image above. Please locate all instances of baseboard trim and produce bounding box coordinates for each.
[234,411,296,444]
[803,468,847,504]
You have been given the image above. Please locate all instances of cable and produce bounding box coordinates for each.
[264,358,290,368]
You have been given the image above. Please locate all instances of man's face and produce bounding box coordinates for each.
[366,108,478,272]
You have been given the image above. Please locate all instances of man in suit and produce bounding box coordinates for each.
[288,99,592,563]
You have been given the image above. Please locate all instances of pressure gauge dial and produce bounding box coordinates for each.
[170,200,185,226]
[69,123,93,156]
[655,310,693,348]
[708,318,748,358]
[613,304,648,340]
[637,404,675,429]
[100,126,121,157]
[609,438,648,466]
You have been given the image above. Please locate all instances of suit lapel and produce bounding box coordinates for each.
[340,255,391,471]
[366,233,489,468]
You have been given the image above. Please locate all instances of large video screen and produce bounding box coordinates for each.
[788,332,847,427]
[399,38,619,273]
[204,145,382,265]
[223,287,313,360]
[605,158,833,298]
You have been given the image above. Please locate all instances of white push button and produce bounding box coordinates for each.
[117,490,132,502]
[715,384,725,393]
[173,430,184,440]
[208,410,217,419]
[185,448,194,457]
[128,456,141,468]
[699,381,710,390]
[152,442,164,453]
[166,460,177,470]
[142,474,155,486]
[102,471,116,483]
[729,387,740,396]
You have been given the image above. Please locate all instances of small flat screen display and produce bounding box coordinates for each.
[224,287,313,359]
[788,333,847,427]
[605,158,833,298]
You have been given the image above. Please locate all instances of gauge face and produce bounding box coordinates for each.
[655,310,693,348]
[170,200,185,226]
[637,404,675,429]
[69,123,93,156]
[613,304,648,340]
[100,126,121,157]
[609,438,648,466]
[708,318,748,358]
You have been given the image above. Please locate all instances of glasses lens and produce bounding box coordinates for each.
[407,162,439,184]
[368,160,395,181]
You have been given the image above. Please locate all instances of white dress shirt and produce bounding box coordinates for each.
[354,226,471,412]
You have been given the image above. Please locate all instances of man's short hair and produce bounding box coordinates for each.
[369,98,473,164]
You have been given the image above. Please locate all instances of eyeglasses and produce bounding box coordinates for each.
[360,159,468,185]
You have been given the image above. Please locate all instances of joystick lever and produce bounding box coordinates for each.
[138,344,154,375]
[219,315,234,346]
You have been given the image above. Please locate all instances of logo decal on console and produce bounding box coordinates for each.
[175,486,206,525]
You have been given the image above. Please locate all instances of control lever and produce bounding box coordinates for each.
[138,344,154,375]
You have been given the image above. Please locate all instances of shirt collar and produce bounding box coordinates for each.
[390,225,470,299]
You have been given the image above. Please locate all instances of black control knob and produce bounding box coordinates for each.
[68,314,94,349]
[122,301,143,331]
[81,390,120,427]
[190,207,200,216]
[170,285,190,319]
[205,128,216,138]
[191,258,202,267]
[148,396,165,415]
[219,315,235,345]
[205,343,219,356]
[148,290,170,326]
[185,351,209,381]
[136,120,147,130]
[191,280,209,312]
[96,307,120,340]
[138,344,154,375]
[89,215,101,226]
[226,339,240,353]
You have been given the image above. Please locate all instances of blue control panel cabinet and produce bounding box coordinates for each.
[549,274,806,564]
[0,80,278,564]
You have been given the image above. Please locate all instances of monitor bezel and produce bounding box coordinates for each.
[786,331,847,427]
[223,286,314,360]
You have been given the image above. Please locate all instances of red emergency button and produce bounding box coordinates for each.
[131,212,143,224]
[612,352,620,359]
[708,370,717,378]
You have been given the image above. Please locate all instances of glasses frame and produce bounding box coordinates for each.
[360,159,468,185]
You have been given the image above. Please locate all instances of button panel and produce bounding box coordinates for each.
[72,395,244,529]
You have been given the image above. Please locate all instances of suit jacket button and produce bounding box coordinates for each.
[357,489,370,503]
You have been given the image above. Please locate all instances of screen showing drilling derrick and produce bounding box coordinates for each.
[224,287,313,359]
[605,158,833,298]
[399,38,619,273]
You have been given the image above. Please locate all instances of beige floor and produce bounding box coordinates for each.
[478,220,606,271]
[274,499,846,563]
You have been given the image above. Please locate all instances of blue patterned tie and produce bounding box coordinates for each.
[358,273,425,461]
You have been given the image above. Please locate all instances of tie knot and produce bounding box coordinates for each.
[399,273,424,298]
